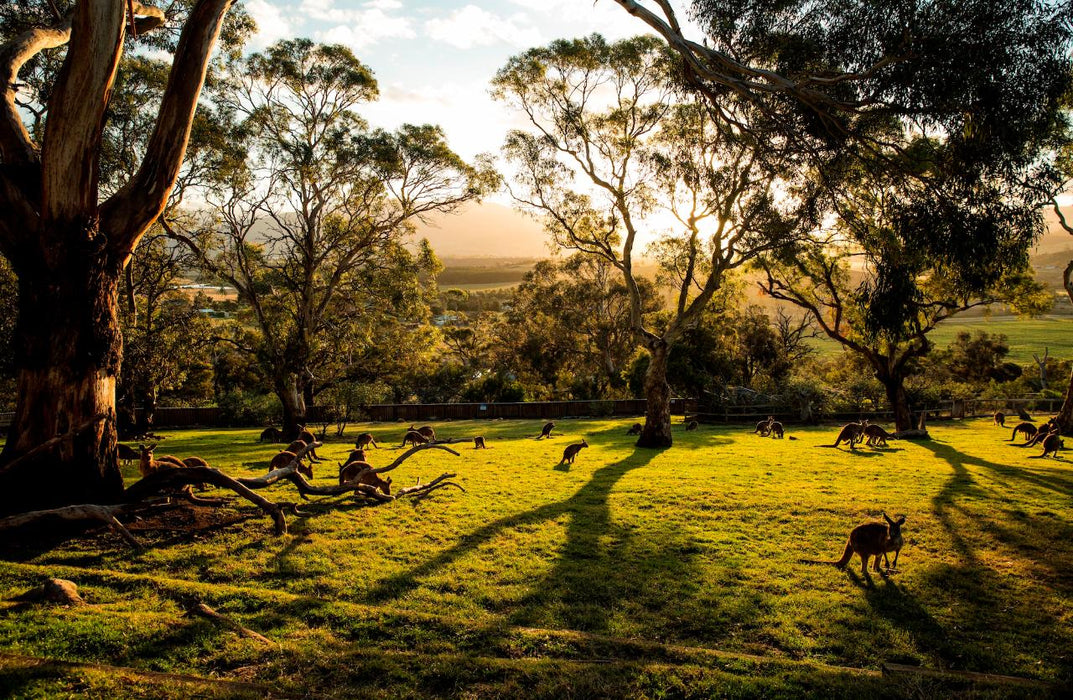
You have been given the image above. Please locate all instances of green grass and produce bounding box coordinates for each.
[1,419,1071,697]
[810,315,1073,363]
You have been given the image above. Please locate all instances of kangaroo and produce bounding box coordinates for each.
[338,461,392,494]
[1039,432,1064,459]
[802,512,906,575]
[401,430,429,447]
[297,427,323,461]
[768,421,784,439]
[754,416,774,436]
[686,420,699,431]
[268,450,313,479]
[285,439,308,455]
[558,439,588,466]
[993,411,1006,427]
[828,420,867,449]
[863,424,894,447]
[1009,422,1037,442]
[180,456,210,468]
[138,444,190,477]
[536,422,555,440]
[409,425,436,442]
[626,423,643,435]
[1017,407,1033,421]
[474,436,487,449]
[1019,427,1052,448]
[259,427,282,443]
[354,432,378,449]
[344,448,367,464]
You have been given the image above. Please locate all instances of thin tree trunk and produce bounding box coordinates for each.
[1054,265,1073,435]
[0,252,123,514]
[637,341,673,448]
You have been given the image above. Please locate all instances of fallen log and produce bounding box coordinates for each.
[0,504,143,550]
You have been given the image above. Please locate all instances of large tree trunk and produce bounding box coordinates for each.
[277,374,307,440]
[1056,365,1073,435]
[878,372,913,432]
[637,341,673,448]
[0,251,123,514]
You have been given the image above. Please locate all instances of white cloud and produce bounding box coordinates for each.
[300,0,415,49]
[425,5,542,50]
[246,0,294,49]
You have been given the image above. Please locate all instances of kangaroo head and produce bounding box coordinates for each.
[883,511,906,534]
[581,438,588,447]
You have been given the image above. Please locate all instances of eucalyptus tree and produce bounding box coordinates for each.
[0,0,241,511]
[493,35,805,446]
[175,40,493,437]
[759,155,1052,430]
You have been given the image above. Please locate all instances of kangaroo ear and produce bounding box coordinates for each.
[882,511,893,524]
[897,516,906,525]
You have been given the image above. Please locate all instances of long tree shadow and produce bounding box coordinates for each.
[363,449,661,604]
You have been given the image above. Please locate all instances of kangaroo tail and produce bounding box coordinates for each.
[799,541,854,568]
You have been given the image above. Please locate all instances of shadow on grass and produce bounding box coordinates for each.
[362,446,713,638]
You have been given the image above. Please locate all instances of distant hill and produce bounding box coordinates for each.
[413,202,552,259]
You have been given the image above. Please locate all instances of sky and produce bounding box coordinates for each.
[241,0,689,160]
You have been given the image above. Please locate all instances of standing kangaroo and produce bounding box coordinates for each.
[802,512,906,575]
[863,424,894,447]
[993,411,1006,427]
[297,427,323,461]
[1009,422,1037,442]
[768,421,784,439]
[354,433,378,449]
[828,420,867,449]
[754,416,774,436]
[686,420,699,431]
[536,422,555,440]
[409,425,436,442]
[558,439,588,466]
[401,430,429,447]
[1039,432,1064,459]
[474,436,487,449]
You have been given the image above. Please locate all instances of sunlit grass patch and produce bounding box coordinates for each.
[2,416,1071,696]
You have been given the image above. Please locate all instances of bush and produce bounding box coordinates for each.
[217,390,281,426]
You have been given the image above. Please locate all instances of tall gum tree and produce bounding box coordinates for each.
[174,40,493,438]
[0,0,234,513]
[493,35,806,447]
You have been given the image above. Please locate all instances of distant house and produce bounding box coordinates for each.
[433,313,461,326]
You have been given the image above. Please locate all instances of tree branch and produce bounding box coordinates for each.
[103,0,233,257]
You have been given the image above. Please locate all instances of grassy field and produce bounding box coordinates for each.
[810,316,1073,363]
[1,419,1071,697]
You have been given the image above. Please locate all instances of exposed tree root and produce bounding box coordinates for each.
[0,504,143,550]
[186,601,276,646]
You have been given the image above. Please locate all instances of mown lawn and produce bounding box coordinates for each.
[1,418,1071,698]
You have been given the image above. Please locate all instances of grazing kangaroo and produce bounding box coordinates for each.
[338,461,392,493]
[268,450,313,478]
[259,427,282,443]
[474,436,487,449]
[686,420,699,431]
[627,423,643,435]
[344,448,367,464]
[285,439,308,455]
[1039,432,1064,459]
[828,420,867,449]
[536,422,555,440]
[768,421,784,439]
[558,439,588,466]
[1009,422,1037,442]
[354,432,378,449]
[1017,407,1033,421]
[401,430,429,447]
[802,512,906,575]
[863,424,894,447]
[409,425,436,442]
[297,427,323,461]
[993,411,1006,427]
